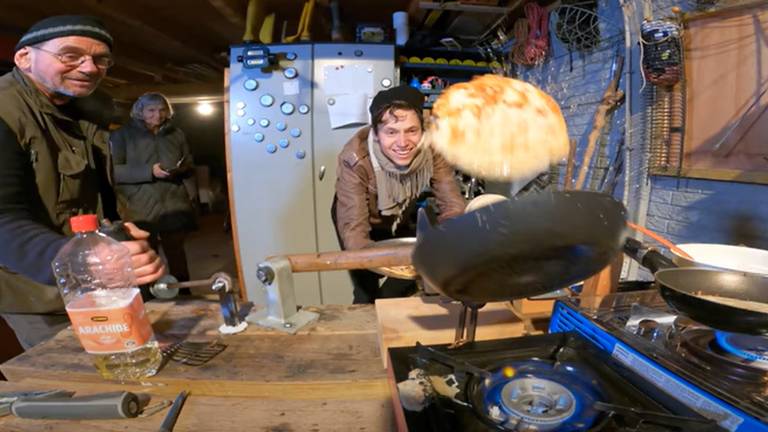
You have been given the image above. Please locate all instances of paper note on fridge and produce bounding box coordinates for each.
[323,64,374,96]
[328,93,369,129]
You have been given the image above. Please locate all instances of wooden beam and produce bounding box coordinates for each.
[104,81,224,103]
[419,1,513,13]
[68,0,225,70]
[682,0,768,22]
[113,56,199,83]
[208,0,246,26]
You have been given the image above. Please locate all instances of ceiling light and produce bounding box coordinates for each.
[196,102,214,116]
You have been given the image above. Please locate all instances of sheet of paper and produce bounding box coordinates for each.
[283,81,300,96]
[323,64,374,96]
[328,93,369,129]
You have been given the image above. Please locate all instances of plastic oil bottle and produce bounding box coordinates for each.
[52,214,162,380]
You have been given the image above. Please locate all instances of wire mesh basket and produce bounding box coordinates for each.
[551,3,602,51]
[641,20,682,87]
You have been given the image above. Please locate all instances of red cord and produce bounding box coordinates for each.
[524,3,549,65]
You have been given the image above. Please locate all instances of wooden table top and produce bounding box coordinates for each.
[0,298,395,431]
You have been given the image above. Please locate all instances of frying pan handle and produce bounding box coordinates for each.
[416,206,438,239]
[623,238,676,273]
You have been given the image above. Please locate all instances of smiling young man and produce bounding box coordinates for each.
[0,16,165,349]
[333,85,466,303]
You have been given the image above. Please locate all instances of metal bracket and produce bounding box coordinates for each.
[245,257,318,334]
[210,272,246,332]
[449,303,482,348]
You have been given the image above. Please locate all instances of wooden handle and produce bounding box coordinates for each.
[563,138,577,190]
[275,245,414,273]
[626,221,694,260]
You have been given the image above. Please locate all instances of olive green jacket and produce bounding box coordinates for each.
[0,68,108,314]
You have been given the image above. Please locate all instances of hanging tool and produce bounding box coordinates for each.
[242,0,260,42]
[564,139,577,189]
[283,0,315,43]
[574,54,625,190]
[259,13,275,44]
[299,0,315,41]
[329,0,343,41]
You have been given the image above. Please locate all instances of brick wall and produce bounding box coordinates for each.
[649,177,768,249]
[521,0,768,250]
[643,0,768,249]
[518,0,626,191]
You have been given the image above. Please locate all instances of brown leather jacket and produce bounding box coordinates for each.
[334,126,465,250]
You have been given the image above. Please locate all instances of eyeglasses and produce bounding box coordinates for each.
[30,46,114,69]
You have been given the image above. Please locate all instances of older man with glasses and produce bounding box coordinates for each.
[0,15,166,349]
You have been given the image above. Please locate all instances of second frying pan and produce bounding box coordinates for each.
[625,238,768,334]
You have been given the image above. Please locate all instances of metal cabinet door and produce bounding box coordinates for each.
[312,44,396,304]
[228,44,320,306]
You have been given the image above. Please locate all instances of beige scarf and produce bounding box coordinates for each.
[368,129,433,233]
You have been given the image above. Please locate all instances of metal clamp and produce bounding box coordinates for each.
[246,257,319,334]
[209,272,243,329]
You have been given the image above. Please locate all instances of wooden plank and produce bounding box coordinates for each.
[419,1,512,13]
[0,300,388,398]
[580,254,622,298]
[375,297,526,367]
[0,380,394,432]
[653,169,768,185]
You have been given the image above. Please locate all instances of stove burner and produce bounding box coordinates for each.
[715,331,768,369]
[674,328,768,381]
[497,378,576,426]
[472,360,602,431]
[636,319,662,341]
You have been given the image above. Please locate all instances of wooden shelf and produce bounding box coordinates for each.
[399,62,492,73]
[419,1,514,14]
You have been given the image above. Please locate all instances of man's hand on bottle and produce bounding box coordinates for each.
[122,222,166,285]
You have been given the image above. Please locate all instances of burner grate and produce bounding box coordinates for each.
[472,359,602,431]
[673,328,768,381]
[715,331,768,369]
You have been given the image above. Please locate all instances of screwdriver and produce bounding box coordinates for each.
[158,390,188,432]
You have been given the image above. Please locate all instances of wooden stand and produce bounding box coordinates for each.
[507,254,624,334]
[375,296,528,368]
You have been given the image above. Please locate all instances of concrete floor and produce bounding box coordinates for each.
[183,211,238,286]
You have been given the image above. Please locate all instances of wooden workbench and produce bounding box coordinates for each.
[0,299,394,431]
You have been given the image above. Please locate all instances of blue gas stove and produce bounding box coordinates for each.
[550,290,768,432]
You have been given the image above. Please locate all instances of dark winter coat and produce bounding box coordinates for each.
[110,119,195,233]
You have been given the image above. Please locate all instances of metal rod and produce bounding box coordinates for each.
[453,305,468,347]
[467,306,479,343]
[158,390,188,432]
